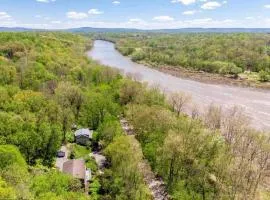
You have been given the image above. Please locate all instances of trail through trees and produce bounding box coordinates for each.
[120,118,169,200]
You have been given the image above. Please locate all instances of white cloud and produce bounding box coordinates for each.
[182,10,196,15]
[186,18,213,25]
[66,11,88,19]
[2,17,270,30]
[88,9,103,15]
[201,1,222,10]
[264,5,270,9]
[51,20,61,24]
[245,17,255,20]
[171,0,196,5]
[127,18,147,26]
[153,16,174,22]
[36,0,56,3]
[128,18,144,23]
[112,1,120,5]
[36,0,50,2]
[0,12,11,20]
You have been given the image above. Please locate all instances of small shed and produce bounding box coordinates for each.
[85,169,92,182]
[74,128,93,146]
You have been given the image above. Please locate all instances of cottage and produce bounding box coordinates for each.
[63,159,86,180]
[74,128,93,146]
[62,159,91,188]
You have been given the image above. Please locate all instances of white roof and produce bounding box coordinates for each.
[85,169,92,181]
[74,128,93,138]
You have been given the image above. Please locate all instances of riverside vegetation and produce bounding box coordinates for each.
[0,32,269,200]
[110,33,270,85]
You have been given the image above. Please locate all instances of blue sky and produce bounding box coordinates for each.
[0,0,270,29]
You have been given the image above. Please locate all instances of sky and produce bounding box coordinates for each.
[0,0,270,29]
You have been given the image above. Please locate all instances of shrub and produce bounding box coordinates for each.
[131,49,145,61]
[218,62,242,77]
[259,70,270,82]
[201,61,221,73]
[0,145,27,170]
[0,177,17,200]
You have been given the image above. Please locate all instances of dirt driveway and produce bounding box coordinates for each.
[55,146,69,171]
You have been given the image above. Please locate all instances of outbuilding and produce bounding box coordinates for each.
[63,159,86,180]
[74,128,93,146]
[62,159,91,190]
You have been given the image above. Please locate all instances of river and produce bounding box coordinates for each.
[88,40,270,131]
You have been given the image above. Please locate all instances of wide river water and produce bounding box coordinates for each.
[88,40,270,131]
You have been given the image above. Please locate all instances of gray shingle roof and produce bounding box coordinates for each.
[63,159,86,180]
[74,128,93,139]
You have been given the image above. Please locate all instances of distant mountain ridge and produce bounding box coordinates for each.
[0,27,270,33]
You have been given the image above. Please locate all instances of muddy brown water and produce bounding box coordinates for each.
[88,40,270,131]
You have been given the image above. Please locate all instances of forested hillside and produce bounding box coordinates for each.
[0,32,269,200]
[0,32,151,200]
[115,33,270,82]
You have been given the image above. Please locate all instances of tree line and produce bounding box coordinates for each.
[112,33,270,81]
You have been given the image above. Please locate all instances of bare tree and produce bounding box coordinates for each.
[168,92,192,116]
[191,103,200,120]
[204,103,222,130]
[221,106,250,144]
[217,106,270,200]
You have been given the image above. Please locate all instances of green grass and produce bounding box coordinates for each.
[85,157,98,172]
[70,144,90,159]
[239,71,260,82]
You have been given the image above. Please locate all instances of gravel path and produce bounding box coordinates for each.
[90,152,106,174]
[120,118,169,200]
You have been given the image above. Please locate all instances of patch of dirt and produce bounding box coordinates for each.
[140,62,270,90]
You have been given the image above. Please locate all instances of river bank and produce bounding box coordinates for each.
[138,61,270,90]
[88,40,270,131]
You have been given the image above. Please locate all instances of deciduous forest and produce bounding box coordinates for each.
[112,33,270,82]
[0,32,269,200]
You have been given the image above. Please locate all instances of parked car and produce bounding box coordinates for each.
[57,151,65,158]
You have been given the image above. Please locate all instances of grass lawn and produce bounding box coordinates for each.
[70,144,90,159]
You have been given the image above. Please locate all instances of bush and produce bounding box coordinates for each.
[131,49,145,61]
[259,70,270,82]
[201,61,221,73]
[0,145,27,170]
[31,170,85,199]
[0,177,17,200]
[0,64,16,85]
[218,62,242,77]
